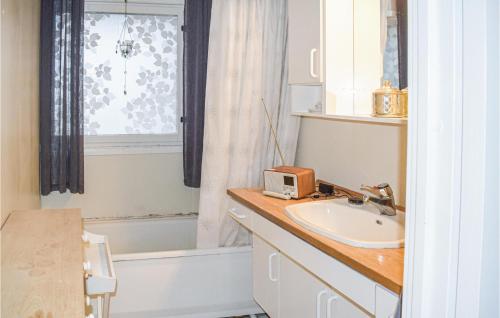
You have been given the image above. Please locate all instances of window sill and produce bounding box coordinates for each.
[85,142,182,156]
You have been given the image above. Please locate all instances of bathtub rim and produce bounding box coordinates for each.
[83,214,252,263]
[112,245,252,262]
[83,213,198,225]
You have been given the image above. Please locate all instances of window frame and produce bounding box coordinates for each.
[84,0,185,155]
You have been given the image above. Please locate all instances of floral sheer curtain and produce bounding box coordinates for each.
[196,0,299,248]
[83,13,179,135]
[40,0,85,195]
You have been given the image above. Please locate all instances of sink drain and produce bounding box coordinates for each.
[376,220,383,225]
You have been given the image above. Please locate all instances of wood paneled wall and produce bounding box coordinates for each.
[0,0,41,226]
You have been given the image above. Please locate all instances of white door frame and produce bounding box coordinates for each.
[403,0,499,317]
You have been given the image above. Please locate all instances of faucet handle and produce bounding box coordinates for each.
[360,184,381,198]
[360,183,393,199]
[377,183,394,198]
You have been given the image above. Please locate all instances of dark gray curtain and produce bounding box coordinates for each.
[40,0,85,195]
[397,0,408,89]
[182,0,212,188]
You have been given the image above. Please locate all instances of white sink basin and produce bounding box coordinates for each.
[285,199,405,249]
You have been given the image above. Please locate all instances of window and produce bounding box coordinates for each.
[84,1,183,155]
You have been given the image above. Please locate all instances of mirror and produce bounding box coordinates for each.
[325,0,408,116]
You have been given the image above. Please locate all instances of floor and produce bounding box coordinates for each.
[229,315,268,318]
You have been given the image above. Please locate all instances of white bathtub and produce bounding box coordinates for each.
[84,215,263,318]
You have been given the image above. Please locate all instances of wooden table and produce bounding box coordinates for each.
[2,209,85,318]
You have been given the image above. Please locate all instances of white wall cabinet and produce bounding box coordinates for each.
[288,0,323,84]
[287,0,404,125]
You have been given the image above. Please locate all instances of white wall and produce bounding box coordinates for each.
[42,153,200,219]
[402,0,499,316]
[295,117,407,206]
[479,0,499,314]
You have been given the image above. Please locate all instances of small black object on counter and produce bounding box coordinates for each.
[318,182,335,196]
[348,197,364,206]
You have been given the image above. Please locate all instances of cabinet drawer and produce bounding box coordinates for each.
[83,231,116,318]
[228,198,253,230]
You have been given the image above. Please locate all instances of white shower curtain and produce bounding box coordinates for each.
[196,0,300,248]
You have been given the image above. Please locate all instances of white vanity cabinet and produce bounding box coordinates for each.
[253,233,370,318]
[228,196,400,318]
[288,0,323,84]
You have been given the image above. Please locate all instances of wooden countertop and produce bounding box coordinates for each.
[2,209,86,318]
[228,188,404,294]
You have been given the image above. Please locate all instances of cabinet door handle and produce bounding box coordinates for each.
[268,252,278,282]
[228,208,247,219]
[316,290,328,318]
[310,48,319,78]
[326,295,339,318]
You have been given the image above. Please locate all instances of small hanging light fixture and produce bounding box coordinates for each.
[116,0,134,95]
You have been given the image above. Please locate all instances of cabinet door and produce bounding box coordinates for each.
[253,235,280,318]
[375,285,400,318]
[279,255,331,318]
[288,0,322,84]
[327,292,371,318]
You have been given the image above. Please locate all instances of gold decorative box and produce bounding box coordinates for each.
[399,87,408,117]
[372,80,407,118]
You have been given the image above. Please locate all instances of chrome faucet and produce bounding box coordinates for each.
[360,183,397,216]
